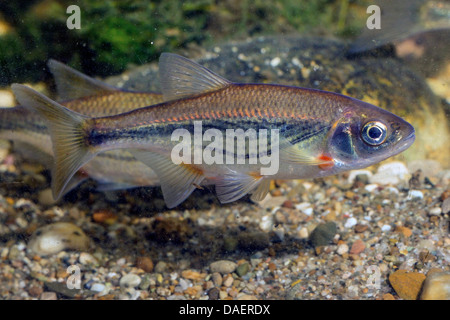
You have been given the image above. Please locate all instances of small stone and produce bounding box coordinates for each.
[420,272,450,300]
[28,222,90,256]
[40,292,57,300]
[389,270,426,300]
[442,197,450,214]
[350,239,365,255]
[236,263,249,277]
[336,244,349,255]
[344,217,357,228]
[296,227,309,239]
[28,285,43,297]
[90,283,106,293]
[223,275,233,287]
[208,287,220,300]
[154,261,167,273]
[181,270,206,280]
[92,210,118,224]
[210,260,237,274]
[395,226,413,238]
[136,256,154,273]
[354,224,368,233]
[371,161,409,185]
[429,207,442,216]
[381,224,392,232]
[309,222,337,248]
[382,293,395,300]
[212,272,223,286]
[79,252,98,265]
[408,190,423,200]
[119,274,141,288]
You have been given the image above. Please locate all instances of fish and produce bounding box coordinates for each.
[1,59,163,194]
[12,53,416,208]
[348,0,450,54]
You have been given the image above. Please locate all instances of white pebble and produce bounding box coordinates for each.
[270,57,281,67]
[364,184,379,193]
[90,283,106,293]
[429,207,442,216]
[370,161,409,185]
[27,222,90,256]
[344,217,357,228]
[259,214,274,232]
[119,274,141,288]
[337,244,349,255]
[407,190,424,200]
[381,224,392,232]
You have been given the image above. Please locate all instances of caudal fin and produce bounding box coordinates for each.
[11,84,95,200]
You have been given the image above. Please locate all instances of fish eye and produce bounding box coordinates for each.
[361,121,387,146]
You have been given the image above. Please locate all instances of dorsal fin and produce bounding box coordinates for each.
[158,53,231,101]
[47,59,117,101]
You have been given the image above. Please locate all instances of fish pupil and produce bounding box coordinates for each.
[368,126,382,139]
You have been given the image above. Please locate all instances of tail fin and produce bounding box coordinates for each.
[11,84,95,200]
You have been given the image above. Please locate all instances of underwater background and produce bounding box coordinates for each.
[0,0,449,300]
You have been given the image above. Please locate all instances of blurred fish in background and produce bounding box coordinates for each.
[349,0,450,105]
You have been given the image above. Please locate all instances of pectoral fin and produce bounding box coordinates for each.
[215,170,265,204]
[279,139,334,167]
[131,150,205,208]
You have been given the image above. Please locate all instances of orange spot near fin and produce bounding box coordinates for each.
[318,154,334,170]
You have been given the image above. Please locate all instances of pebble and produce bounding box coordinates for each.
[90,283,106,293]
[154,261,167,273]
[389,270,426,300]
[364,184,378,193]
[407,190,424,200]
[208,287,220,300]
[211,272,223,286]
[210,260,237,274]
[344,217,357,229]
[428,207,442,216]
[442,197,450,214]
[381,225,392,232]
[79,252,98,265]
[119,274,141,288]
[370,161,410,185]
[349,239,365,255]
[181,270,205,280]
[420,272,450,300]
[395,226,412,238]
[40,292,57,300]
[236,263,250,277]
[136,256,154,273]
[336,244,349,255]
[223,275,234,287]
[27,222,90,256]
[309,222,337,247]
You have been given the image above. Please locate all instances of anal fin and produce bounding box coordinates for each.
[131,150,205,208]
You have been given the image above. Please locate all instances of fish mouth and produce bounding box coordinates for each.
[396,127,416,154]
